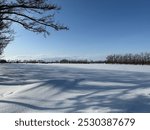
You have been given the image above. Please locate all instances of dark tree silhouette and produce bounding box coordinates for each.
[106,53,150,65]
[0,0,68,55]
[0,3,13,55]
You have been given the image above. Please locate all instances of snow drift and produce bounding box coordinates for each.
[0,63,150,113]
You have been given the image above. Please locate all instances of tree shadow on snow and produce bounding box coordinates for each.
[0,64,150,113]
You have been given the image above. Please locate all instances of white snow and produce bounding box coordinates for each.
[0,63,150,113]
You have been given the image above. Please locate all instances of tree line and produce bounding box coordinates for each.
[1,53,150,65]
[106,53,150,65]
[5,59,105,64]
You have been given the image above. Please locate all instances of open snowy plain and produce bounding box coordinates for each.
[0,63,150,113]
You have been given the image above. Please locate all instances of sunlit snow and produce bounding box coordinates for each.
[0,63,150,112]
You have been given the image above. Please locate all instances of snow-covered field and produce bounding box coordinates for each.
[0,63,150,113]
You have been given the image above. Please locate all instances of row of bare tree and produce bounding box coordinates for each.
[106,53,150,65]
[6,59,105,64]
[2,53,150,65]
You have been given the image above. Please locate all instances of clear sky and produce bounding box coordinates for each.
[4,0,150,60]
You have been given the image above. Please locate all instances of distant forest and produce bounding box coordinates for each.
[106,52,150,65]
[1,52,150,65]
[5,59,104,64]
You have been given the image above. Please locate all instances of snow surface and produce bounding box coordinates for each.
[0,63,150,113]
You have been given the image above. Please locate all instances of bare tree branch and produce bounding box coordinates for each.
[0,0,68,56]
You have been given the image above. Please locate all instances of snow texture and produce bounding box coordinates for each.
[0,63,150,113]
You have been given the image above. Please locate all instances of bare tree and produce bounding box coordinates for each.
[0,10,13,55]
[0,0,68,55]
[106,53,150,65]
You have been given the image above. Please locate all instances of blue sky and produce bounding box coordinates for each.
[4,0,150,60]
